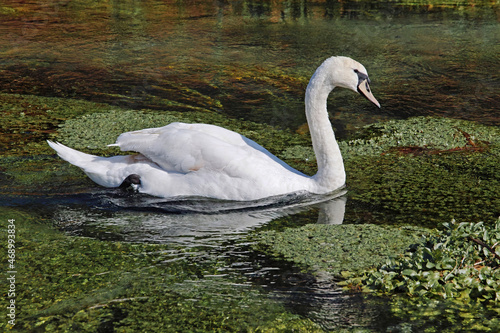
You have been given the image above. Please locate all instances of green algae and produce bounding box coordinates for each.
[285,116,500,161]
[0,207,323,332]
[0,93,120,155]
[58,110,183,150]
[279,115,499,163]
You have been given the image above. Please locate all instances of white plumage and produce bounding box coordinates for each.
[48,56,380,201]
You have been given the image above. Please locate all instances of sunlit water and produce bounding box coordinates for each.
[1,1,499,331]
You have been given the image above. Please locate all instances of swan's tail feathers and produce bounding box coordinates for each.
[47,141,122,188]
[47,141,98,167]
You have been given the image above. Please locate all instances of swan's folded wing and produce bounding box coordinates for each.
[110,122,277,175]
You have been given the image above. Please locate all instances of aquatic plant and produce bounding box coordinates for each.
[341,219,500,331]
[0,93,119,155]
[255,224,424,277]
[345,219,500,302]
[340,116,500,158]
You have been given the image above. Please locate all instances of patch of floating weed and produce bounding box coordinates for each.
[255,224,424,278]
[340,116,500,158]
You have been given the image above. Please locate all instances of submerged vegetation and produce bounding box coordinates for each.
[255,224,424,277]
[0,208,323,332]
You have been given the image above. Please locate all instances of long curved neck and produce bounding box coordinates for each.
[305,65,346,190]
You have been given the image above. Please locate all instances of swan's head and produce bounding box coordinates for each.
[321,56,380,108]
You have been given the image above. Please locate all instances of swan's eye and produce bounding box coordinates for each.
[354,69,370,86]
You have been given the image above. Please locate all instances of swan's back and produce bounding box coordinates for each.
[111,122,304,176]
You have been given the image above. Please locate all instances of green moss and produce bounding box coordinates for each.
[280,145,316,162]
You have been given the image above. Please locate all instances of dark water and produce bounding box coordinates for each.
[1,1,499,332]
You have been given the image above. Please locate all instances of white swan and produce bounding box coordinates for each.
[48,56,380,201]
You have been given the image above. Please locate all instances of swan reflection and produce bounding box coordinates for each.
[54,189,347,245]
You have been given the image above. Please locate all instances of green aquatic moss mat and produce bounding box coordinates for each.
[255,224,424,277]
